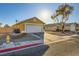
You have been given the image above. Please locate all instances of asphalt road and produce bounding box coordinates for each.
[0,44,49,56]
[44,37,79,56]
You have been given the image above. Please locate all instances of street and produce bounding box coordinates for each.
[1,32,79,56]
[44,32,79,56]
[44,38,79,56]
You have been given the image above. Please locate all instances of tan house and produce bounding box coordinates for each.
[12,17,45,33]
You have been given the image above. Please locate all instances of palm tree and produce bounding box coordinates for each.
[51,4,74,32]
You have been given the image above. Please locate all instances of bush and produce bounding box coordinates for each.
[12,33,27,39]
[13,29,20,33]
[56,29,61,32]
[64,30,70,32]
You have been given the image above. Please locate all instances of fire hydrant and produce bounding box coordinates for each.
[6,35,10,44]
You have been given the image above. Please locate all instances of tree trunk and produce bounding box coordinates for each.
[56,17,60,31]
[62,23,65,33]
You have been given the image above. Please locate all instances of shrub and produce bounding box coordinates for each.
[13,29,20,33]
[56,29,61,32]
[64,30,70,32]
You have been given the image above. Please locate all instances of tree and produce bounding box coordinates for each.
[51,4,74,32]
[4,24,10,27]
[51,13,60,31]
[16,19,18,23]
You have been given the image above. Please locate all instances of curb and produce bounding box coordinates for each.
[0,43,42,53]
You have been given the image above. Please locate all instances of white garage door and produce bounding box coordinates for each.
[70,24,76,32]
[25,24,43,33]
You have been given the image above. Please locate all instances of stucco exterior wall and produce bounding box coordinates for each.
[12,17,44,32]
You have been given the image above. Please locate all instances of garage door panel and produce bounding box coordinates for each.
[26,25,43,33]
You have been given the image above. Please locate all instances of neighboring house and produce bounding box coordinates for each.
[0,27,13,34]
[70,23,76,32]
[0,24,13,34]
[64,23,76,32]
[12,17,45,33]
[45,23,77,32]
[45,24,57,31]
[75,23,79,32]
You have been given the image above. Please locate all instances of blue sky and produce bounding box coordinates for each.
[0,3,79,26]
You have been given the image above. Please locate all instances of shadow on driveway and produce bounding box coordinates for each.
[45,31,76,36]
